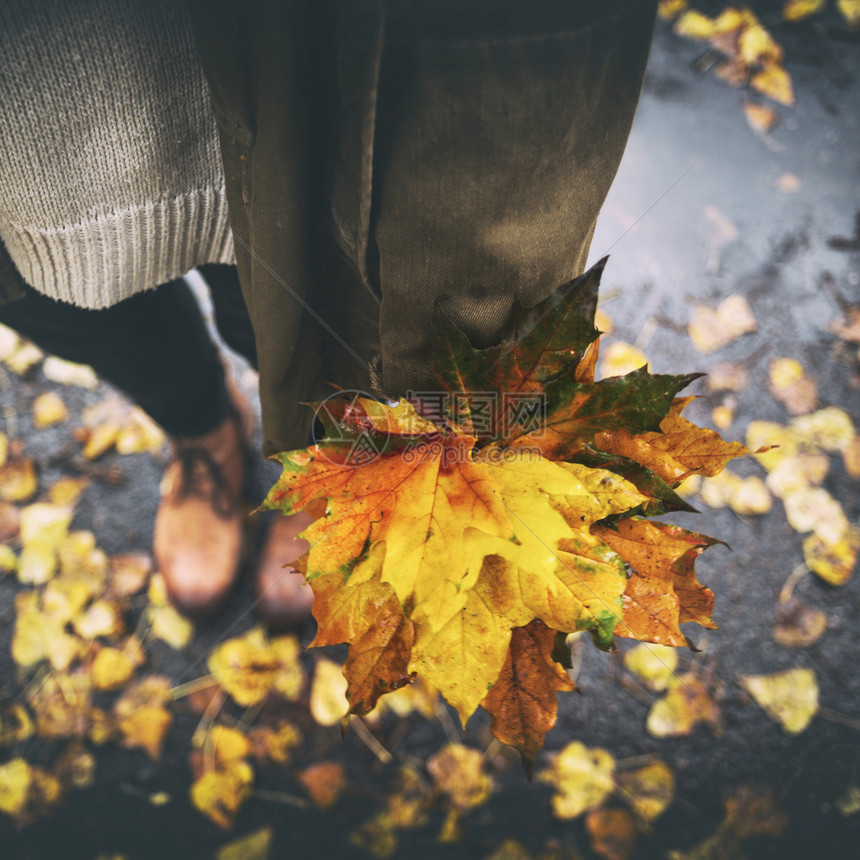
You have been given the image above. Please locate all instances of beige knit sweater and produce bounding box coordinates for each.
[0,0,235,308]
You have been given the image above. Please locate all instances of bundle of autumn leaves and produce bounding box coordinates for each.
[261,259,752,769]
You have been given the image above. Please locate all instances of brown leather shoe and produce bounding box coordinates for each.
[153,410,247,616]
[254,510,315,629]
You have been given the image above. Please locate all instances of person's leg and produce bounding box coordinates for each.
[195,262,315,627]
[0,280,231,437]
[0,280,245,615]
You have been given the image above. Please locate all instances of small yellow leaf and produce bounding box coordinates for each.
[658,0,688,21]
[48,476,90,507]
[539,741,615,820]
[700,470,744,509]
[765,453,829,499]
[114,676,172,760]
[33,391,69,428]
[191,760,254,829]
[310,657,349,727]
[783,0,826,22]
[773,599,827,647]
[728,476,772,516]
[623,643,679,692]
[837,0,860,26]
[208,725,252,767]
[115,408,165,455]
[803,526,860,586]
[647,674,721,737]
[147,604,195,650]
[783,487,848,544]
[91,647,136,691]
[744,102,780,133]
[836,784,860,817]
[4,341,44,375]
[674,10,718,39]
[746,421,800,471]
[209,627,281,707]
[427,744,492,811]
[617,761,676,826]
[791,407,855,452]
[0,704,34,745]
[740,667,818,733]
[42,357,99,389]
[739,21,783,65]
[0,544,17,574]
[109,552,152,597]
[599,342,648,379]
[74,598,124,640]
[688,294,757,354]
[768,358,816,414]
[710,403,734,431]
[0,457,38,503]
[751,65,795,106]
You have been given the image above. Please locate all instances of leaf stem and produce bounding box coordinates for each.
[351,717,393,764]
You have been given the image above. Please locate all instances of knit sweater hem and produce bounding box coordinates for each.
[2,184,236,309]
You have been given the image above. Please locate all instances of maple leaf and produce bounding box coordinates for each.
[263,258,745,753]
[480,620,575,773]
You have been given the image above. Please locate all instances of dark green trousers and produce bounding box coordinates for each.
[186,0,657,455]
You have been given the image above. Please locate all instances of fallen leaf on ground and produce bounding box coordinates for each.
[191,759,254,829]
[298,762,346,809]
[803,526,859,585]
[539,741,615,820]
[108,552,152,597]
[33,391,69,428]
[773,599,827,647]
[0,758,63,826]
[728,475,772,516]
[740,667,818,733]
[91,647,136,690]
[751,65,794,105]
[43,357,99,389]
[688,295,757,354]
[748,103,779,136]
[585,807,637,860]
[623,643,679,692]
[838,0,860,27]
[617,761,675,828]
[783,0,826,22]
[427,744,492,811]
[768,358,816,415]
[114,676,172,761]
[836,784,860,816]
[3,338,44,375]
[0,456,38,503]
[599,342,648,379]
[147,603,195,650]
[791,407,855,452]
[647,673,721,737]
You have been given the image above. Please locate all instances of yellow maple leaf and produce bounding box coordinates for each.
[623,643,679,691]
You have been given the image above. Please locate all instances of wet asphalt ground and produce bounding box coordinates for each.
[1,8,859,859]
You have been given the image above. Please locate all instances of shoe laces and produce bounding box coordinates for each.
[174,445,238,519]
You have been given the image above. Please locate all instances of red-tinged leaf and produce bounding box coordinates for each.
[508,369,702,459]
[481,620,575,773]
[594,397,748,485]
[593,519,719,646]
